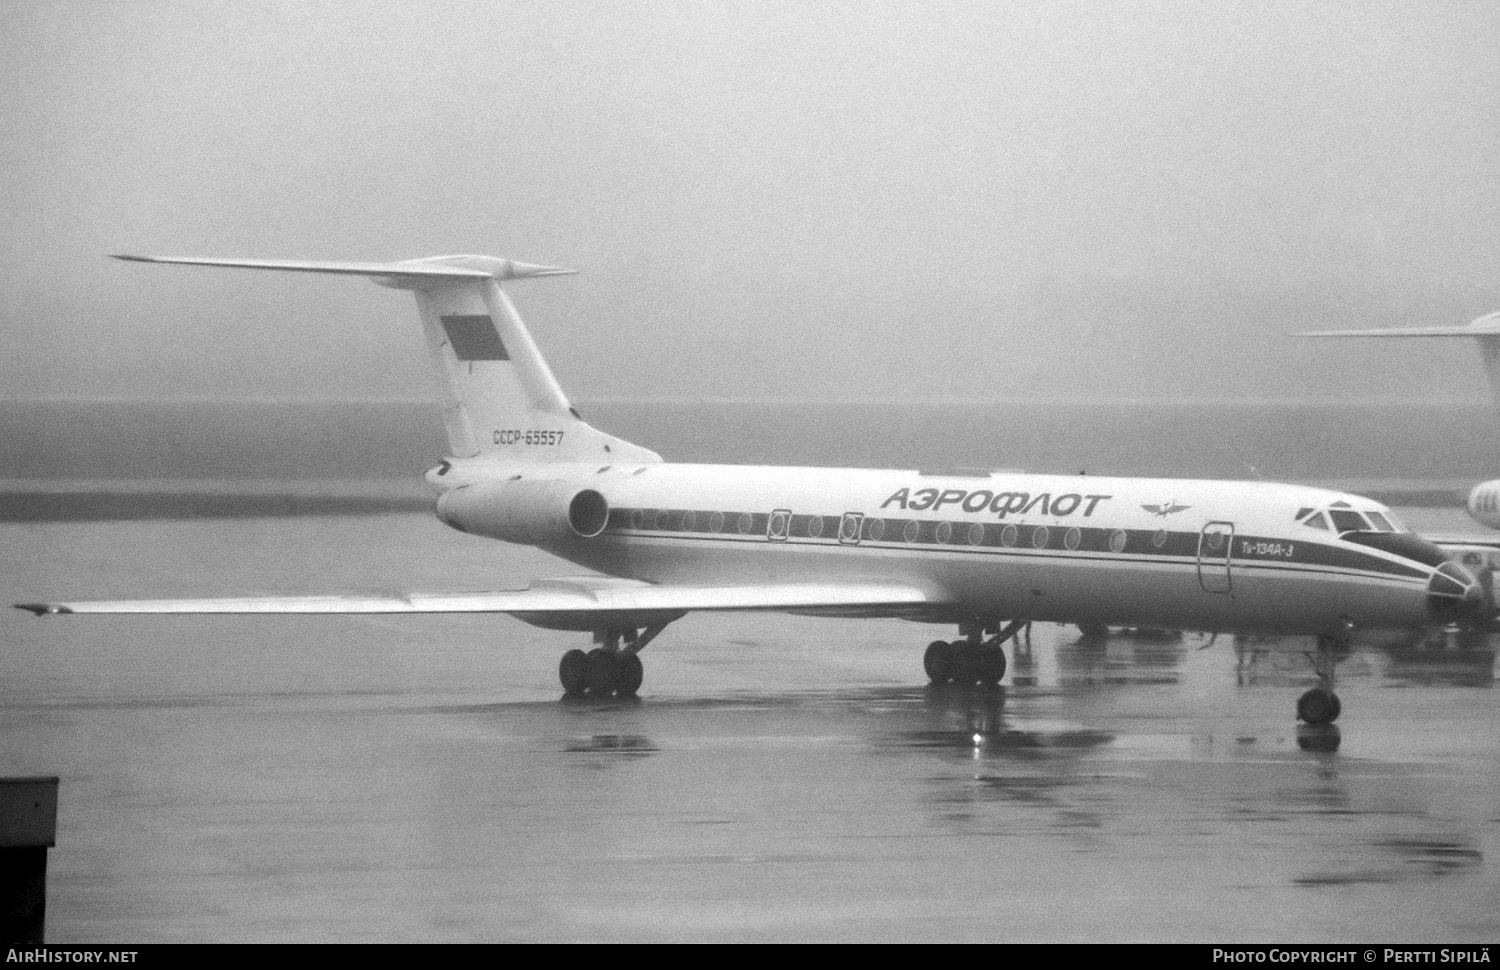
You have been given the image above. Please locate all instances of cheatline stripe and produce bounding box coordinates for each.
[600,507,1430,581]
[614,533,1427,587]
[605,533,1427,588]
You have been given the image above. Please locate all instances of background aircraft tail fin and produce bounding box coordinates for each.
[114,254,662,463]
[1293,312,1500,407]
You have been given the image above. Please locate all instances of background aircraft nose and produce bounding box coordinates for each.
[1427,561,1486,623]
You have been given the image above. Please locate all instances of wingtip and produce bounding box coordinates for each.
[111,254,153,263]
[506,262,579,279]
[14,603,70,616]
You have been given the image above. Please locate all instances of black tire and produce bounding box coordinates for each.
[951,641,980,685]
[977,646,1007,686]
[585,648,617,695]
[1296,687,1341,725]
[615,653,644,696]
[923,640,952,684]
[1295,725,1341,753]
[1078,623,1108,640]
[559,648,589,695]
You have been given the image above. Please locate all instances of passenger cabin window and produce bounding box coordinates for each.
[1301,511,1331,531]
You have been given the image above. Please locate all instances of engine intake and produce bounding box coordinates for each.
[436,481,610,546]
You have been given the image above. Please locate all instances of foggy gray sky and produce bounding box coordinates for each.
[4,0,1500,404]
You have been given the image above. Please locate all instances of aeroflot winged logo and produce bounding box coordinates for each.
[1142,500,1191,517]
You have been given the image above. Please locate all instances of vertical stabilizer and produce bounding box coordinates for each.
[404,271,573,458]
[1473,329,1500,407]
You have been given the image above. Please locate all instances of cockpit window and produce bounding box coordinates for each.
[1302,503,1404,534]
[1328,509,1371,532]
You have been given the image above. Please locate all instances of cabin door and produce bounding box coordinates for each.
[1197,521,1234,593]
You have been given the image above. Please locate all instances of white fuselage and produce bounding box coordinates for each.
[436,461,1458,636]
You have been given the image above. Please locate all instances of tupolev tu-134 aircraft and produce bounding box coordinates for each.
[16,254,1489,726]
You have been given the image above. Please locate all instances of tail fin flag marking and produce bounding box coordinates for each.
[440,315,510,361]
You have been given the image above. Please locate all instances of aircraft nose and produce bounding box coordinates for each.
[1427,561,1486,622]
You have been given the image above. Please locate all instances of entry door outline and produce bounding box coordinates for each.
[1197,521,1234,593]
[767,509,791,541]
[839,512,864,545]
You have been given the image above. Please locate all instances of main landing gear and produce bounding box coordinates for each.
[1296,621,1353,726]
[559,622,668,698]
[924,619,1030,687]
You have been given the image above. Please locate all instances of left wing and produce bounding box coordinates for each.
[16,577,939,627]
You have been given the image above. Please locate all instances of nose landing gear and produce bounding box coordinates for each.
[1295,685,1341,725]
[1297,621,1353,725]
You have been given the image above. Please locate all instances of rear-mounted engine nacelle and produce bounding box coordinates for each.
[1467,479,1500,531]
[436,480,609,547]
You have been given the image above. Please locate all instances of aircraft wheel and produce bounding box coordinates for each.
[1296,687,1341,725]
[977,646,1007,686]
[615,653,644,696]
[559,648,590,695]
[1295,724,1341,753]
[924,640,953,684]
[585,648,617,695]
[951,641,980,685]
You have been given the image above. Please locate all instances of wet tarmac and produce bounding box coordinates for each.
[3,511,1499,942]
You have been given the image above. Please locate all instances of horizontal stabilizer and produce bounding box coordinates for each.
[1294,327,1500,338]
[1294,312,1500,339]
[110,254,577,286]
[16,578,935,622]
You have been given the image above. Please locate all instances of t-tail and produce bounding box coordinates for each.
[1294,311,1500,407]
[112,254,661,465]
[1295,311,1500,534]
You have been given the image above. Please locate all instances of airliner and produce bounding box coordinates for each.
[15,254,1486,726]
